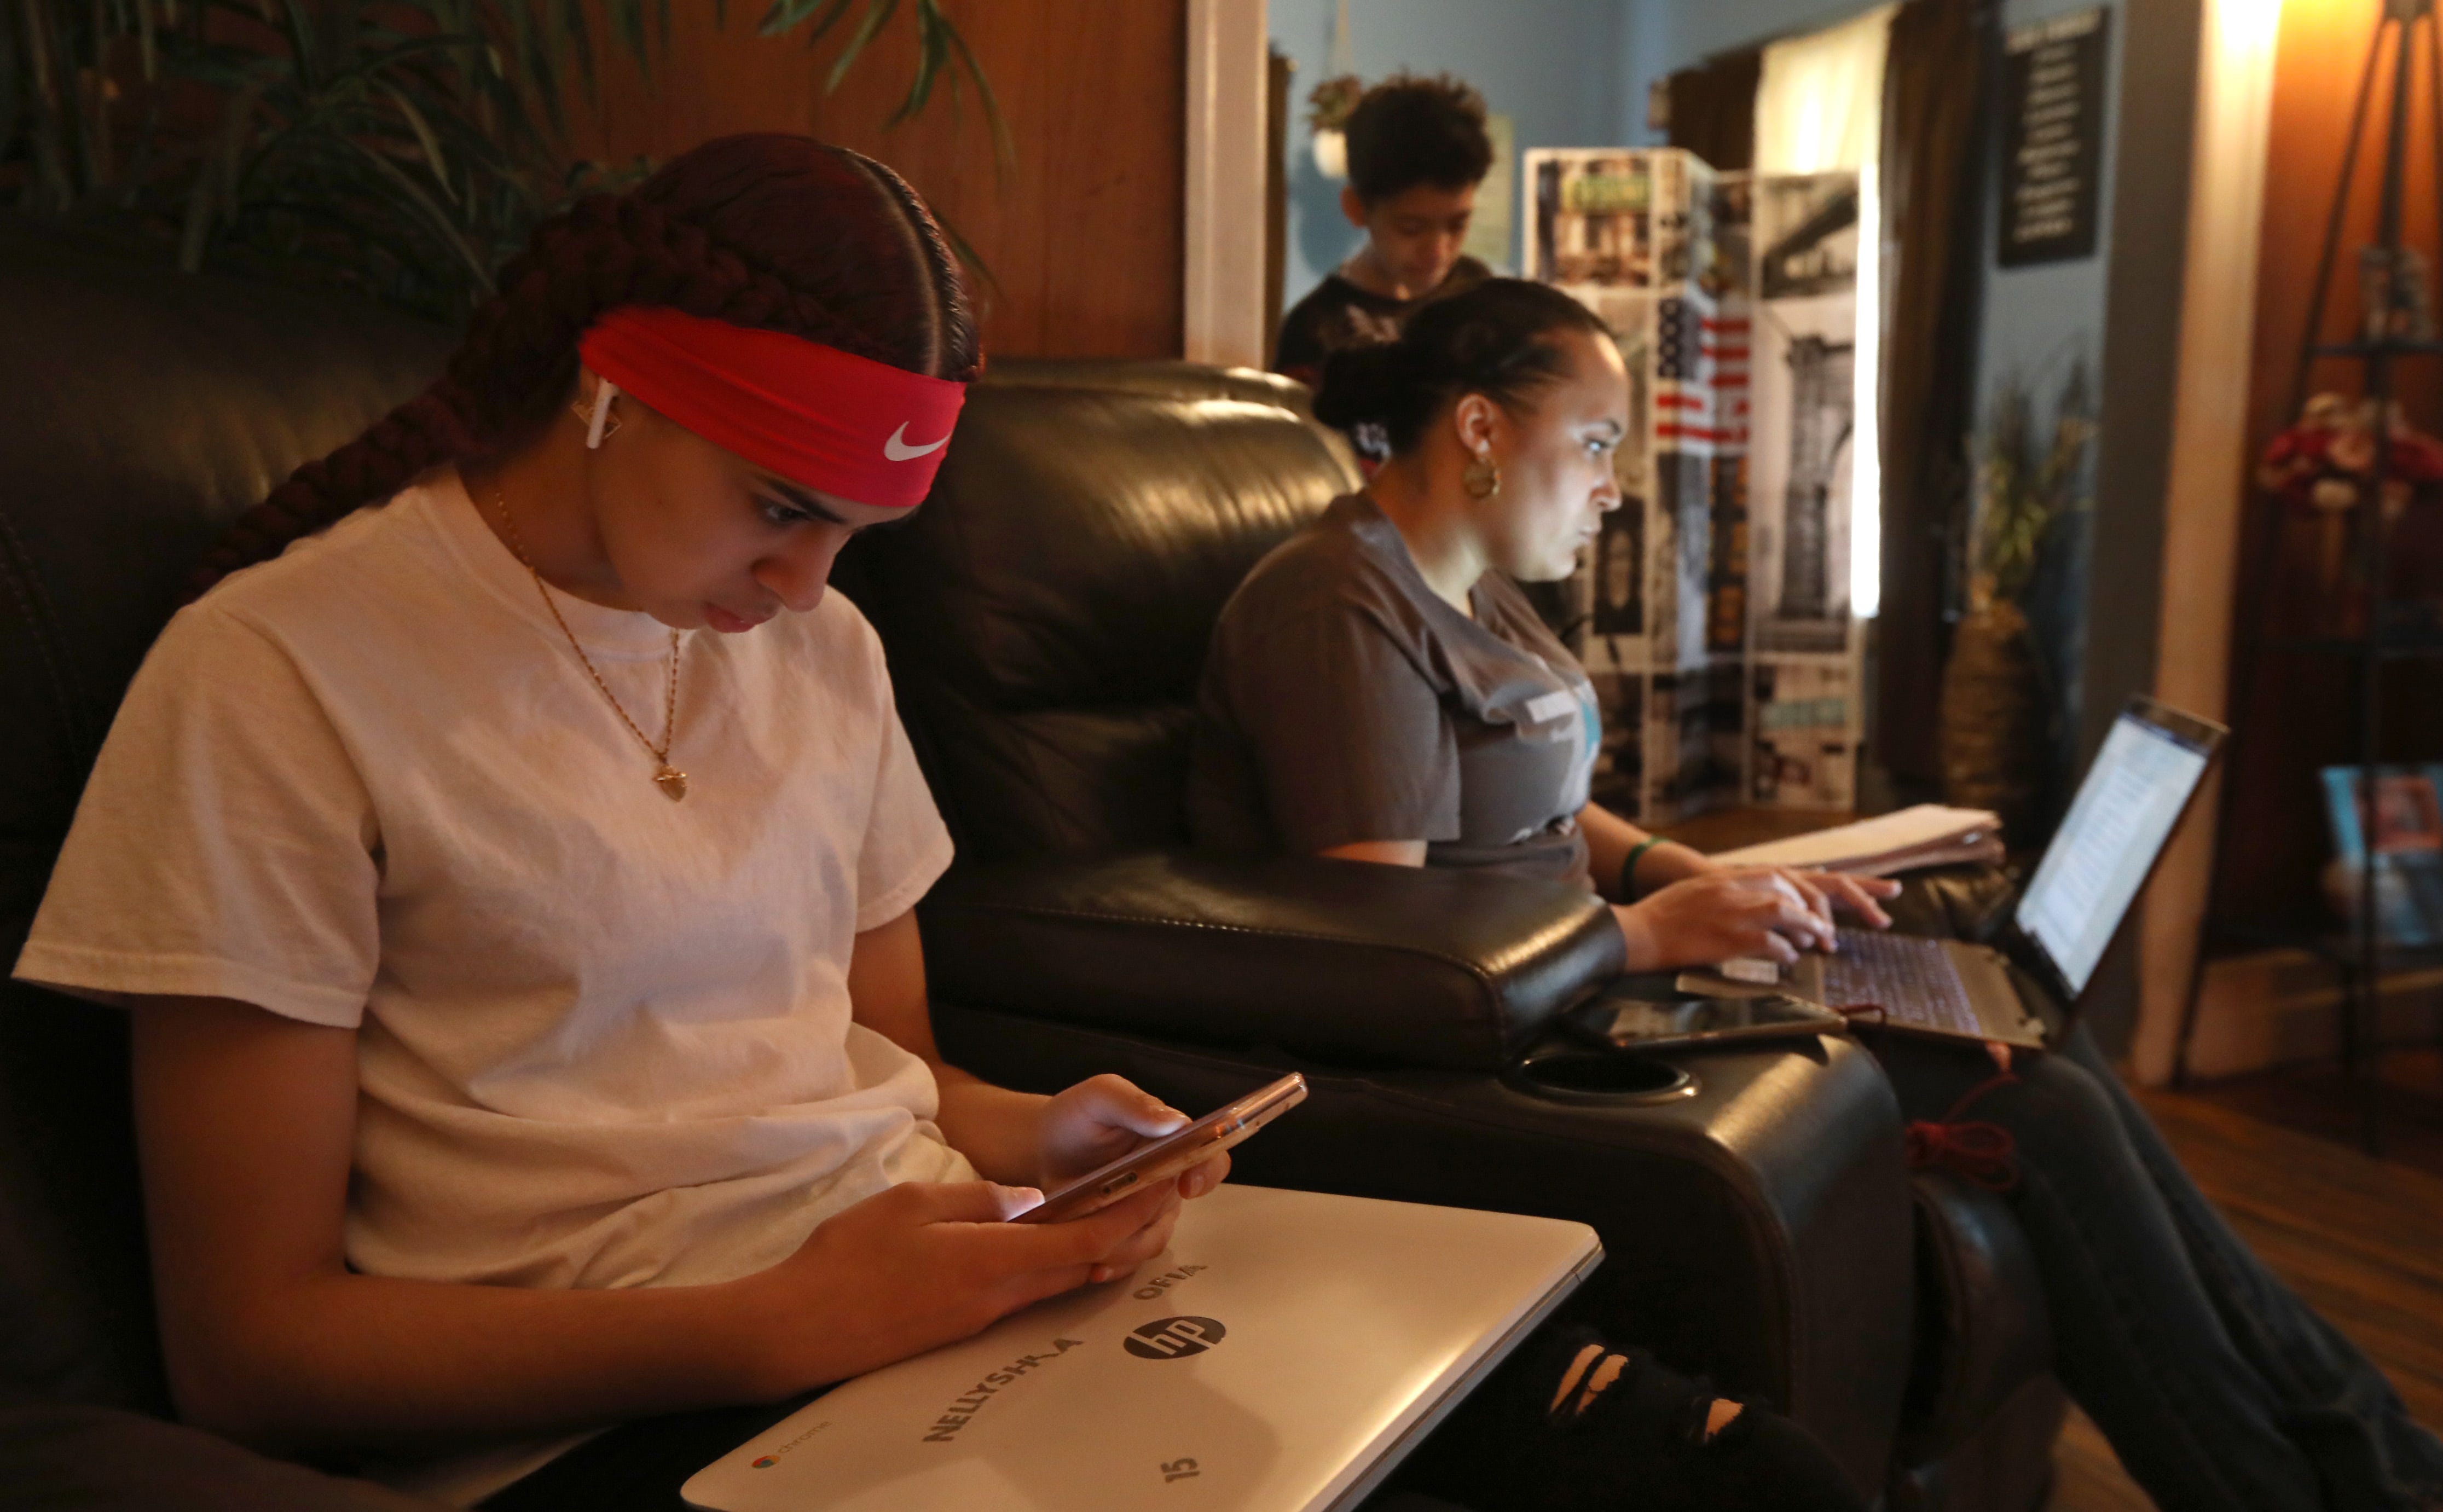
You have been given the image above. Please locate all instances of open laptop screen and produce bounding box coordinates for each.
[2014,701,2219,999]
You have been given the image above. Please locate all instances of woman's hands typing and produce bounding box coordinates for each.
[1614,873,1827,971]
[1614,867,1900,971]
[1734,866,1898,934]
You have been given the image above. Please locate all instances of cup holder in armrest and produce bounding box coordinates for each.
[1504,1047,1700,1105]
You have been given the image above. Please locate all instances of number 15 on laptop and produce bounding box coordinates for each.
[1015,1074,1308,1225]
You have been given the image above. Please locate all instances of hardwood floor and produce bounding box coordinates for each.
[2042,1075,2443,1510]
[2168,1048,2443,1183]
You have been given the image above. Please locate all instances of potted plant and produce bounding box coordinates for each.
[1940,360,2094,845]
[1,0,1004,318]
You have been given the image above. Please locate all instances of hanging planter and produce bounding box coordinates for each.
[1307,73,1362,180]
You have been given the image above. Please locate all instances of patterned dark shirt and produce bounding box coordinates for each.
[1273,256,1493,396]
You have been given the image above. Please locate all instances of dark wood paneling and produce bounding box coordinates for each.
[568,1,1186,360]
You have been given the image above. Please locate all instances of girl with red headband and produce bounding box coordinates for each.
[14,136,1860,1510]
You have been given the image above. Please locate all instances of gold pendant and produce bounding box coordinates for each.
[655,766,688,802]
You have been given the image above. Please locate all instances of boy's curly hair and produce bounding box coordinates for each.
[1345,74,1494,205]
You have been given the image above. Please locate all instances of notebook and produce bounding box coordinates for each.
[1710,803,2006,877]
[682,1183,1600,1512]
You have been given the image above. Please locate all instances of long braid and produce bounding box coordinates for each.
[187,136,979,599]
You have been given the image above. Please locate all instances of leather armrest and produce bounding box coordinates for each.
[916,849,1625,1071]
[1895,1172,2055,1465]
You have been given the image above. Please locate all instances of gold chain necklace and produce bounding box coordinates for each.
[488,486,689,802]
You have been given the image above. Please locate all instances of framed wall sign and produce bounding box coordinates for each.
[1999,7,2110,268]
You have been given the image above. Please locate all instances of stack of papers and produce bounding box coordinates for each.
[1710,804,2006,877]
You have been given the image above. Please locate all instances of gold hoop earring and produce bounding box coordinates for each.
[1463,451,1502,500]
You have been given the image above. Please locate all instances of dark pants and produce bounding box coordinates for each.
[1874,1026,2443,1512]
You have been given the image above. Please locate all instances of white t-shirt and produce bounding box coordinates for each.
[16,465,970,1325]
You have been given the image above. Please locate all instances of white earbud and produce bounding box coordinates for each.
[585,380,621,450]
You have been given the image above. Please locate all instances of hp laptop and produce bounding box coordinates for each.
[682,1183,1601,1512]
[1689,695,2226,1047]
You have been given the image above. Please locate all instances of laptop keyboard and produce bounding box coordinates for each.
[1817,930,1982,1036]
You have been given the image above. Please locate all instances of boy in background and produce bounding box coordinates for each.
[1276,74,1496,421]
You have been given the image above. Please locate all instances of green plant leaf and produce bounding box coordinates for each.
[1972,359,2095,605]
[11,0,1011,313]
[339,132,494,288]
[824,0,896,95]
[374,78,456,205]
[502,0,565,135]
[607,0,649,80]
[180,78,263,270]
[268,0,319,90]
[890,0,941,124]
[759,0,852,42]
[244,192,450,283]
[941,8,1013,173]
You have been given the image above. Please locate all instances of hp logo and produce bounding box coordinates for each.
[1124,1316,1228,1360]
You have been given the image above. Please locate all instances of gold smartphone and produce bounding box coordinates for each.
[1014,1073,1308,1225]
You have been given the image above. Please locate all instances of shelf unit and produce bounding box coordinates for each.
[2172,0,2443,1153]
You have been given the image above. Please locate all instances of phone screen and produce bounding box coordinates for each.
[1601,994,1843,1046]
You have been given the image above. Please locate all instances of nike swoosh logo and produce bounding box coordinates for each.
[883,422,951,461]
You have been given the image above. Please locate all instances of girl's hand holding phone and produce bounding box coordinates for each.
[735,1175,1182,1398]
[1035,1073,1231,1196]
[731,1074,1243,1398]
[1031,1074,1230,1279]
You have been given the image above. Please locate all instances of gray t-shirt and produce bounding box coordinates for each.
[1189,494,1601,888]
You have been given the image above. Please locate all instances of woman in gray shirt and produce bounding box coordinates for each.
[1190,278,2443,1512]
[1194,281,1896,972]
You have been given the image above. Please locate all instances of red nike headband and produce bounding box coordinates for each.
[578,305,966,510]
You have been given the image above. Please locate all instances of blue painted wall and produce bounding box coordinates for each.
[1971,0,2120,418]
[1269,0,1637,310]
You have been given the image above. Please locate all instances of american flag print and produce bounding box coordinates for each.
[1654,298,1751,451]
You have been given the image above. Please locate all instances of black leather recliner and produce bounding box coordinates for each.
[0,227,2057,1509]
[0,223,455,1505]
[839,358,2069,1510]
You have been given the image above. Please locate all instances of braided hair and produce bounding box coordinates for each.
[189,134,980,597]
